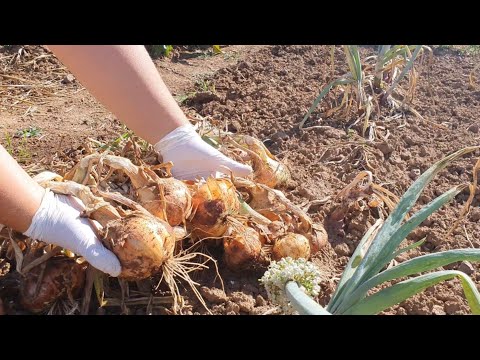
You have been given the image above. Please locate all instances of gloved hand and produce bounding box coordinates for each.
[154,124,253,180]
[23,189,121,277]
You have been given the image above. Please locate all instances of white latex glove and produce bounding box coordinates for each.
[23,189,121,277]
[154,124,253,180]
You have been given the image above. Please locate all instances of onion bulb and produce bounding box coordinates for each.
[20,258,86,313]
[307,224,328,255]
[272,233,311,261]
[189,177,240,239]
[223,225,263,271]
[137,178,192,227]
[40,181,177,281]
[104,212,176,280]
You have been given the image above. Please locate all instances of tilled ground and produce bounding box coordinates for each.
[1,45,479,315]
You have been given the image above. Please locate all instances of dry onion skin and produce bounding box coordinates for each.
[307,224,328,255]
[272,233,311,261]
[189,177,240,239]
[234,178,309,229]
[20,258,86,313]
[223,225,263,271]
[243,135,290,188]
[65,154,192,227]
[202,132,290,188]
[138,178,192,227]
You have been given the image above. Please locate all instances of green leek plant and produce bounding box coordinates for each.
[261,146,480,315]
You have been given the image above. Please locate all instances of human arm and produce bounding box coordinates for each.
[47,45,252,179]
[0,144,121,276]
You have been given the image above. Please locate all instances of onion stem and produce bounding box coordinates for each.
[285,282,331,315]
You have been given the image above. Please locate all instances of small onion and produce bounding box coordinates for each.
[20,258,86,313]
[223,226,263,271]
[272,233,311,261]
[307,224,328,255]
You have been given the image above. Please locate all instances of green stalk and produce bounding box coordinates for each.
[328,184,463,313]
[344,270,480,315]
[327,218,383,311]
[343,45,365,104]
[333,147,478,307]
[337,248,480,314]
[382,45,416,64]
[389,238,426,260]
[285,282,331,315]
[238,197,272,225]
[384,45,422,97]
[374,45,391,89]
[299,77,353,130]
[202,135,220,149]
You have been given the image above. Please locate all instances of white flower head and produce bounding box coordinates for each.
[259,257,322,314]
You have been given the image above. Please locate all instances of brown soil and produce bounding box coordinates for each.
[1,45,480,315]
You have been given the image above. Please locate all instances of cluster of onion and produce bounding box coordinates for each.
[18,133,327,313]
[185,134,328,271]
[19,172,184,313]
